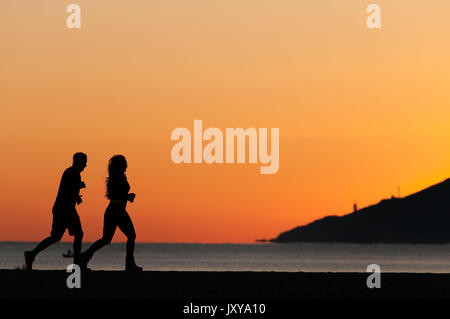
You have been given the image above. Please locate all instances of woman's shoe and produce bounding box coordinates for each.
[125,263,143,272]
[79,251,92,271]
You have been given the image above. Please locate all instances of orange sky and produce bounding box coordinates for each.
[2,1,450,243]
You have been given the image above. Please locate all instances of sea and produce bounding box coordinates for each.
[2,242,450,273]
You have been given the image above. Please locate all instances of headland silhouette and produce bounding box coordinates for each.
[271,178,450,243]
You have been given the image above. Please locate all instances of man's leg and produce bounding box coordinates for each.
[31,235,62,256]
[69,212,84,265]
[25,213,65,270]
[24,233,63,270]
[73,232,83,265]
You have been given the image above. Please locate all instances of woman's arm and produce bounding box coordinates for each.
[128,193,136,203]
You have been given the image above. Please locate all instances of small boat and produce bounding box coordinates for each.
[62,249,74,258]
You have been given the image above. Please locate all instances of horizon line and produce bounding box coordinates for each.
[0,240,270,245]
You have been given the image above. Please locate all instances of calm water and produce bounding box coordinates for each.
[2,242,450,273]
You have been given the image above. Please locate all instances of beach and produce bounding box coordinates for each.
[1,270,450,299]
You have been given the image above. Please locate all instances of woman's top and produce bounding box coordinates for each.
[107,175,130,206]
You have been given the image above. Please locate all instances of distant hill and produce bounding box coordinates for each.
[271,179,450,243]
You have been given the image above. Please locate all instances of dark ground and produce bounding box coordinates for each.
[1,270,450,299]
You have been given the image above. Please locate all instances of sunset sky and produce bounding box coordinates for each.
[2,1,450,243]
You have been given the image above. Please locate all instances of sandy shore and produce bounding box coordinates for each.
[1,270,450,299]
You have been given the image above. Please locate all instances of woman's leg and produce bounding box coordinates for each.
[82,205,117,264]
[116,210,137,266]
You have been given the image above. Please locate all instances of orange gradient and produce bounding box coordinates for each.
[1,1,450,243]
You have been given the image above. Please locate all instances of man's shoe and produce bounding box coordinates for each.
[24,251,34,270]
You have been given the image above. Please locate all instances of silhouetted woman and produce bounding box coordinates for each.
[82,155,142,271]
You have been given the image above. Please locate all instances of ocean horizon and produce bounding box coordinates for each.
[2,241,450,273]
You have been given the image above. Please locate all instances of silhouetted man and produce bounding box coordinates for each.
[24,152,87,270]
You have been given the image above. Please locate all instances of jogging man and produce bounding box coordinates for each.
[24,152,87,270]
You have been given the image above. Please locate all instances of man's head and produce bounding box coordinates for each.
[73,152,87,172]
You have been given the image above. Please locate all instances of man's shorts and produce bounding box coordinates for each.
[51,206,83,237]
